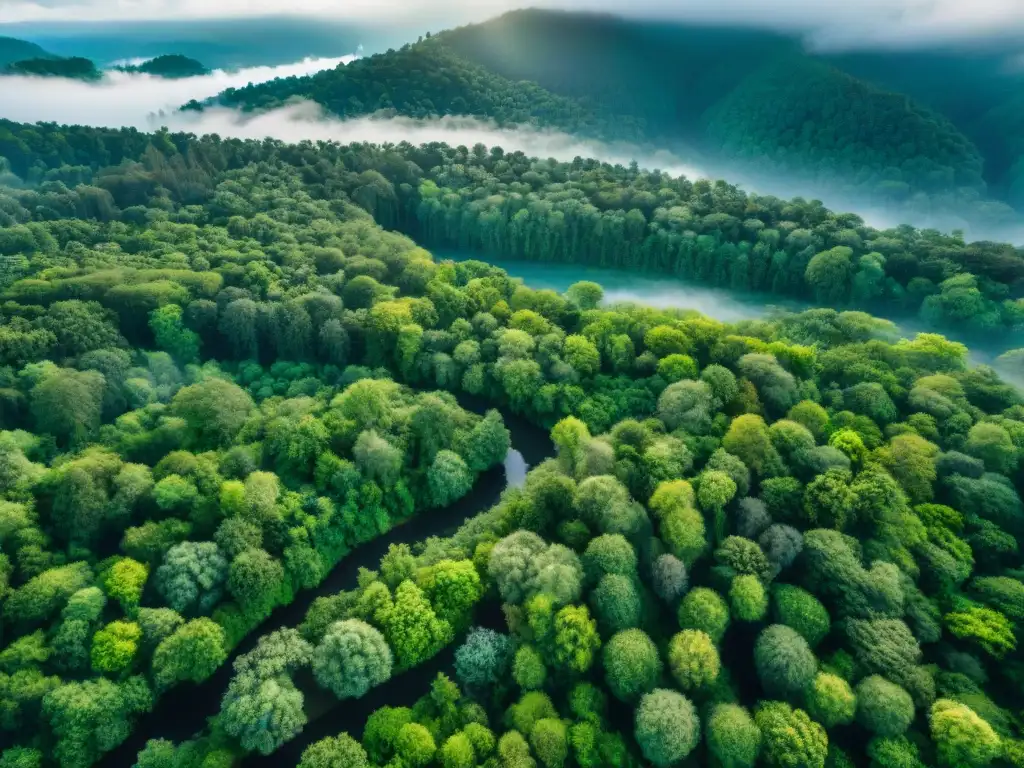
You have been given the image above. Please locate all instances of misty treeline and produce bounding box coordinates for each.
[2,120,1022,338]
[2,119,1022,768]
[181,9,1024,233]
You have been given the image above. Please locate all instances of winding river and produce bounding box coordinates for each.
[97,396,552,768]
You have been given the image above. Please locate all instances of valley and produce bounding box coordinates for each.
[0,6,1023,768]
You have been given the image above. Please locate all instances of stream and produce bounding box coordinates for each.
[98,396,552,768]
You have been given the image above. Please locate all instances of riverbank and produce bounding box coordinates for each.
[96,398,552,768]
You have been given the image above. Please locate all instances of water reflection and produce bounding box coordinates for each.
[504,448,528,488]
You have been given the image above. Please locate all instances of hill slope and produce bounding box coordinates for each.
[0,35,54,67]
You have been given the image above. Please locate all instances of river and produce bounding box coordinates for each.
[96,396,551,768]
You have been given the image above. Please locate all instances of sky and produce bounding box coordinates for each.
[3,0,1024,50]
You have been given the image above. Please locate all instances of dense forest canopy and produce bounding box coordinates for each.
[194,9,1024,236]
[0,115,1021,768]
[3,56,100,81]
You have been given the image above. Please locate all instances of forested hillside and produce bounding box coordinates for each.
[192,41,643,142]
[0,37,53,68]
[0,120,1022,768]
[200,9,1024,234]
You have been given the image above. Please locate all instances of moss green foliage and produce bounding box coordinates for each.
[312,619,392,700]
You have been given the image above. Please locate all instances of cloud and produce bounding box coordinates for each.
[3,0,1024,49]
[0,56,354,125]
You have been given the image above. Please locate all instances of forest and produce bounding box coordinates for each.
[191,9,1024,236]
[0,116,1021,768]
[2,119,1020,340]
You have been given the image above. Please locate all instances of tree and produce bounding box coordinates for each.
[170,378,254,447]
[376,580,452,671]
[299,734,370,768]
[427,450,474,507]
[668,629,720,692]
[754,625,817,699]
[805,673,856,728]
[465,410,511,472]
[635,689,700,767]
[396,722,436,767]
[530,718,568,768]
[707,704,761,768]
[149,304,199,364]
[151,618,226,690]
[566,281,603,309]
[730,575,768,621]
[155,541,228,615]
[31,368,105,446]
[602,629,662,701]
[964,422,1017,475]
[856,675,914,736]
[221,674,306,755]
[353,430,403,486]
[805,247,854,305]
[454,627,512,690]
[656,380,714,433]
[513,645,547,690]
[313,619,392,699]
[771,585,830,647]
[590,574,641,633]
[651,554,688,604]
[363,706,414,764]
[930,699,1002,768]
[723,414,781,476]
[678,587,730,643]
[41,676,152,768]
[581,534,637,584]
[440,732,476,768]
[551,604,601,674]
[104,558,148,616]
[489,531,547,604]
[91,620,142,674]
[228,548,284,618]
[755,702,827,768]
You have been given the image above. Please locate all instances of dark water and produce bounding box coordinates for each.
[97,397,551,768]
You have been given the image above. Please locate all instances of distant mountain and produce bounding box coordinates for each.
[0,15,425,68]
[0,35,54,67]
[4,55,99,80]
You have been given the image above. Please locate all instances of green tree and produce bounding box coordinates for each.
[707,703,761,768]
[754,625,817,699]
[313,619,392,699]
[667,629,720,692]
[755,702,827,768]
[635,689,700,766]
[805,672,856,728]
[151,618,227,690]
[602,628,661,701]
[930,699,1002,768]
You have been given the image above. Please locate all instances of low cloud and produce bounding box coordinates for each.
[0,56,354,125]
[4,0,1024,50]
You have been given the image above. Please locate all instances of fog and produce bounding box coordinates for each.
[0,56,355,125]
[0,62,1007,240]
[6,0,1024,53]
